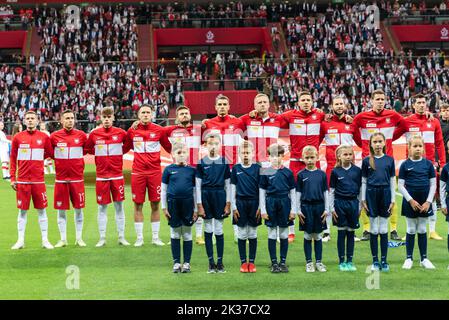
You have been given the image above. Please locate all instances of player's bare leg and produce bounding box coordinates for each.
[96,204,108,247]
[11,210,27,250]
[114,201,129,246]
[134,203,144,247]
[74,209,86,247]
[151,201,165,246]
[55,210,68,248]
[38,209,53,249]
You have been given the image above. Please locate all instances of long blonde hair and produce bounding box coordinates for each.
[369,132,386,170]
[335,145,354,168]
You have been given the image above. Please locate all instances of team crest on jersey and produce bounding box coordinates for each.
[345,125,350,130]
[112,136,118,141]
[270,118,275,123]
[56,201,62,207]
[74,138,80,144]
[150,133,156,138]
[312,114,317,120]
[229,125,234,129]
[386,118,391,124]
[427,123,432,128]
[36,139,42,145]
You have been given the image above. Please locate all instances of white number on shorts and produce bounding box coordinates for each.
[119,185,124,195]
[156,185,161,195]
[79,193,85,203]
[41,192,47,201]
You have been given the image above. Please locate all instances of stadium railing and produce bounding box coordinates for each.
[387,14,449,25]
[150,17,267,28]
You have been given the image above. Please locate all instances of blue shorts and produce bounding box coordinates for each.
[401,187,433,218]
[234,198,261,227]
[366,185,392,218]
[333,198,360,230]
[265,196,292,228]
[167,197,195,228]
[202,189,227,220]
[299,202,326,234]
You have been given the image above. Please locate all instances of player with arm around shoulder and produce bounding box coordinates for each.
[329,145,362,271]
[161,142,197,273]
[127,104,172,247]
[398,135,437,270]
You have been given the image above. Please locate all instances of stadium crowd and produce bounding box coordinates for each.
[0,1,447,133]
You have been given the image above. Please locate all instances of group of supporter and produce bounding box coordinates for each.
[0,62,170,129]
[35,5,138,65]
[0,1,447,130]
[267,49,448,114]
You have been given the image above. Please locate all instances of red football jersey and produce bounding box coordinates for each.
[10,130,53,183]
[50,128,88,182]
[239,112,284,162]
[202,115,244,165]
[280,108,325,160]
[127,122,171,175]
[352,109,404,158]
[393,114,446,167]
[320,115,355,169]
[85,126,130,180]
[164,123,202,166]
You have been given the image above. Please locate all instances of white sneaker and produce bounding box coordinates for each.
[172,262,182,273]
[75,239,87,247]
[306,262,315,272]
[420,258,436,269]
[315,262,327,272]
[321,234,330,242]
[42,240,54,249]
[152,238,165,246]
[11,240,25,250]
[354,236,361,242]
[96,238,106,247]
[134,238,144,247]
[181,262,191,273]
[402,258,413,270]
[54,240,68,248]
[118,237,130,246]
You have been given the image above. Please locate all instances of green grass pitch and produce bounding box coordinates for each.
[0,164,449,300]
